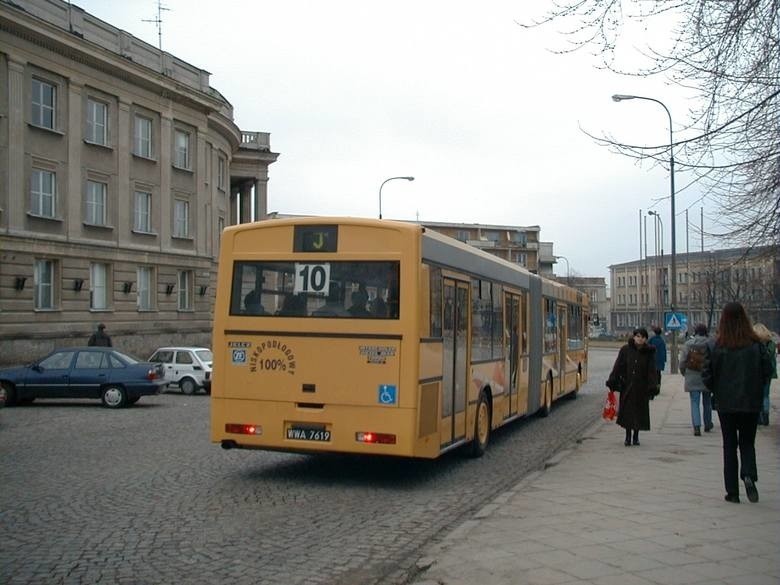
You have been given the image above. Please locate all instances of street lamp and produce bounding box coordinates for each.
[648,210,664,257]
[554,255,570,282]
[613,94,678,373]
[647,210,664,329]
[378,176,415,219]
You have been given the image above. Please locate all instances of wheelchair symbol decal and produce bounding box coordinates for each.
[378,384,397,405]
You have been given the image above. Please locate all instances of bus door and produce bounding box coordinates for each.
[441,278,469,447]
[557,304,568,396]
[504,293,524,418]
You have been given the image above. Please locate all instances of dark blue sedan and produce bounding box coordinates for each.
[0,347,167,408]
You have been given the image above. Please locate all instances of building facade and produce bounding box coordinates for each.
[0,0,278,364]
[419,220,555,274]
[610,246,780,336]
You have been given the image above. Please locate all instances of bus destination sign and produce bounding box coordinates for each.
[294,225,338,253]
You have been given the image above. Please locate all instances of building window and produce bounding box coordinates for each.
[218,156,226,190]
[173,199,189,238]
[86,181,107,225]
[34,259,56,310]
[134,115,152,158]
[86,99,107,145]
[174,130,190,169]
[177,270,192,310]
[134,190,152,232]
[137,266,153,311]
[31,169,56,218]
[90,262,109,310]
[31,78,56,129]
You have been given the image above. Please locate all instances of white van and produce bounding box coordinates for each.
[148,347,212,395]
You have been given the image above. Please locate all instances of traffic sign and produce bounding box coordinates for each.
[664,312,687,331]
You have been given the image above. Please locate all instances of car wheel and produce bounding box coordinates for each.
[180,378,197,395]
[0,382,16,407]
[101,385,127,408]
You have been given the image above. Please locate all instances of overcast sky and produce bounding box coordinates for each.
[73,0,716,281]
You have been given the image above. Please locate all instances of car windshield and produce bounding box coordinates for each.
[195,350,213,362]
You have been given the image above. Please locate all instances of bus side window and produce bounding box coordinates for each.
[244,289,266,315]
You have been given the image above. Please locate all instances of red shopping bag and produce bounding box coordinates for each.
[602,390,618,421]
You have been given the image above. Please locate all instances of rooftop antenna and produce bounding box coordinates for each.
[142,0,170,51]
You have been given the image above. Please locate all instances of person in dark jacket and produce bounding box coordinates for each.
[702,302,773,504]
[87,323,112,347]
[606,327,658,446]
[648,326,667,391]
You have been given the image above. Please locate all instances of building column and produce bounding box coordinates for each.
[6,58,26,228]
[253,177,268,220]
[66,80,83,239]
[239,180,252,224]
[229,188,238,226]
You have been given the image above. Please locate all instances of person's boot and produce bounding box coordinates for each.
[760,412,769,426]
[694,426,701,436]
[704,422,714,432]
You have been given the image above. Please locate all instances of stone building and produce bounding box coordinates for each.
[419,220,555,274]
[610,246,779,336]
[0,0,278,364]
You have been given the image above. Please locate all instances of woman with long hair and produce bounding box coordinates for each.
[753,323,777,426]
[702,302,773,503]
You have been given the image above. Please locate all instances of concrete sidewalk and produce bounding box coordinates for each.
[411,375,779,585]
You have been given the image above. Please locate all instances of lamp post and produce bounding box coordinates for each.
[554,255,570,283]
[613,94,678,373]
[647,210,664,328]
[378,176,415,219]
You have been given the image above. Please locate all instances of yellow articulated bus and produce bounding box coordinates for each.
[211,217,588,458]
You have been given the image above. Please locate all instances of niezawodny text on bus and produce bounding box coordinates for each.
[211,218,588,459]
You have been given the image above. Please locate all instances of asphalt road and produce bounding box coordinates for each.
[0,347,618,585]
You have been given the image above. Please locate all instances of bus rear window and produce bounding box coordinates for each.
[229,261,400,319]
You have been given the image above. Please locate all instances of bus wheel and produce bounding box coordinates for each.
[538,377,552,418]
[469,391,491,457]
[568,371,581,400]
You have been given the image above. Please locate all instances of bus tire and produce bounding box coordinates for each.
[568,370,581,400]
[538,376,552,418]
[469,390,491,457]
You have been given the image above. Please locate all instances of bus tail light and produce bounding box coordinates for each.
[356,432,396,444]
[225,423,263,436]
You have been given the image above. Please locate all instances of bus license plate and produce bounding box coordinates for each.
[286,424,331,442]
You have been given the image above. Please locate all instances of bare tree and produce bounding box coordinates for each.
[521,1,780,248]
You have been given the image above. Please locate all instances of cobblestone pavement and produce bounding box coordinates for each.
[0,349,616,585]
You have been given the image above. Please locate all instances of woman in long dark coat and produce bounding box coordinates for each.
[606,327,658,446]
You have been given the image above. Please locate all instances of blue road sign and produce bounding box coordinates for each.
[664,312,687,331]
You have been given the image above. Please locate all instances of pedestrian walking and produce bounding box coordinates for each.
[87,323,112,347]
[606,327,658,446]
[702,302,773,504]
[753,323,777,426]
[648,326,667,392]
[679,323,713,436]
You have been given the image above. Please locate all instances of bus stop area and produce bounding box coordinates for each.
[411,374,779,585]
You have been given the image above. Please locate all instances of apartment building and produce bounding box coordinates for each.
[0,0,278,364]
[419,220,556,274]
[610,246,779,336]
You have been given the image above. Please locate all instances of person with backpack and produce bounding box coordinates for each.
[680,323,712,436]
